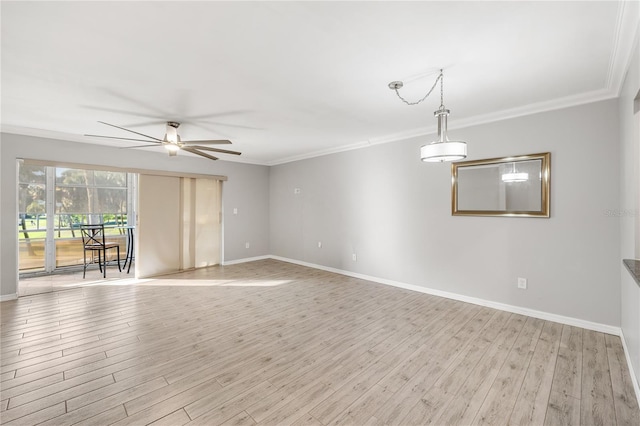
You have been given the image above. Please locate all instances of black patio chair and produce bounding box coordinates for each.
[80,224,121,278]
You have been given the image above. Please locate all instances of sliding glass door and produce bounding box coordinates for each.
[18,162,135,273]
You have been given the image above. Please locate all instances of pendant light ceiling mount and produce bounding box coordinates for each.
[388,69,467,163]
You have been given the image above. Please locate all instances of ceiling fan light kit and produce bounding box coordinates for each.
[389,69,467,163]
[164,122,181,156]
[85,121,241,161]
[164,143,180,156]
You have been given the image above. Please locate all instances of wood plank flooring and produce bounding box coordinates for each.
[1,259,639,425]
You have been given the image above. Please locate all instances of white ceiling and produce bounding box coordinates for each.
[2,1,638,165]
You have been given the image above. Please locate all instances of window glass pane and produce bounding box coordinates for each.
[18,167,47,272]
[94,170,127,187]
[95,188,127,214]
[18,164,47,272]
[56,186,91,213]
[19,165,46,184]
[20,215,49,233]
[19,237,45,271]
[56,168,94,186]
[53,214,82,239]
[19,183,46,214]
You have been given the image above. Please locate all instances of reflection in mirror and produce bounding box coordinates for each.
[452,153,550,217]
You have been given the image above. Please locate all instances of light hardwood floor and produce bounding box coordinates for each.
[1,259,639,425]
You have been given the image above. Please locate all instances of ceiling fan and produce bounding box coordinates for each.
[85,121,241,161]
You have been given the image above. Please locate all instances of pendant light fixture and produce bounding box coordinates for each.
[389,69,467,162]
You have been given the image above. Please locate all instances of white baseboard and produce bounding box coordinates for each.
[268,255,621,336]
[222,255,271,266]
[0,293,18,302]
[620,331,640,409]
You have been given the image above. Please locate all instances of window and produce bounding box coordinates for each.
[18,163,135,272]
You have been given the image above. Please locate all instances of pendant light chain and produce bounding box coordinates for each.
[391,70,443,106]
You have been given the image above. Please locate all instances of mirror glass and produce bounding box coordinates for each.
[452,153,550,217]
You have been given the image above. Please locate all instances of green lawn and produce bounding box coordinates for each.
[19,226,128,240]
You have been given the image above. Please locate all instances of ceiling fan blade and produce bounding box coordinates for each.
[187,145,241,156]
[85,134,163,144]
[182,147,219,161]
[97,121,164,142]
[180,139,232,145]
[186,110,252,120]
[119,144,165,149]
[81,105,166,120]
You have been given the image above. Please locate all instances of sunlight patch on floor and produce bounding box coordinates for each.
[20,272,295,293]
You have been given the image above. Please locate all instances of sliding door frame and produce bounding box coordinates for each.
[16,158,224,283]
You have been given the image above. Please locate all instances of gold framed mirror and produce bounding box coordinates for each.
[451,152,550,217]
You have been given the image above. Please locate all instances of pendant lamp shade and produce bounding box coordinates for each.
[420,107,467,162]
[421,141,467,162]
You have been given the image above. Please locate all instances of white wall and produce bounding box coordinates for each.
[0,133,270,298]
[619,29,640,388]
[270,99,621,327]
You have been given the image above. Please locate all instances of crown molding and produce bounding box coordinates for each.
[266,140,375,166]
[269,87,617,165]
[1,125,98,146]
[608,0,640,96]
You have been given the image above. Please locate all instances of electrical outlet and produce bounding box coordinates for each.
[318,241,322,248]
[294,188,301,195]
[352,253,357,262]
[245,242,250,249]
[233,208,238,215]
[517,277,527,289]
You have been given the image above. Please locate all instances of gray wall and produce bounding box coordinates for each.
[0,133,270,297]
[270,99,621,327]
[0,99,627,330]
[619,34,640,388]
